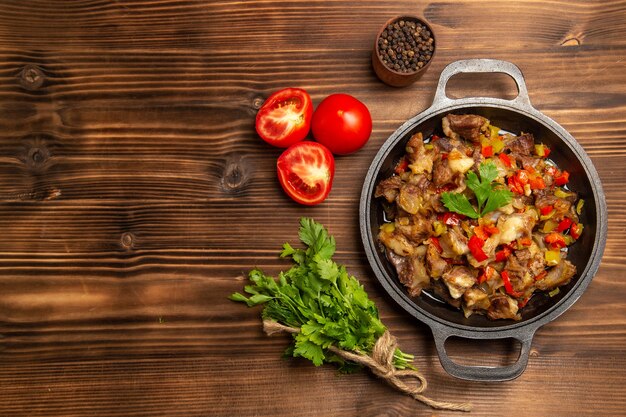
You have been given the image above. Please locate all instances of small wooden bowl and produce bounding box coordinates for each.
[372,15,436,87]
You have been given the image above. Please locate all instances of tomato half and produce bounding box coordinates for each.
[255,88,313,148]
[311,93,372,155]
[277,141,335,205]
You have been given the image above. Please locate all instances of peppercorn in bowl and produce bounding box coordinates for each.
[372,15,436,87]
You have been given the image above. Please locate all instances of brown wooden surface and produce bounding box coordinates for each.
[0,1,624,416]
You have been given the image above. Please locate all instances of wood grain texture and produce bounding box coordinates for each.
[0,0,625,416]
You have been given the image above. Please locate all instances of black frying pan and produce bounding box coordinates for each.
[360,59,607,381]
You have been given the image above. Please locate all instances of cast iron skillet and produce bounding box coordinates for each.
[360,59,607,382]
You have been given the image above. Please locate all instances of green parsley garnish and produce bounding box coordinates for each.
[441,162,512,219]
[230,218,415,372]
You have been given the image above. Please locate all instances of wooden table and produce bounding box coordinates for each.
[1,1,624,416]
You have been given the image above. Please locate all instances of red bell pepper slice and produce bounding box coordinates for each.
[545,232,567,249]
[508,176,524,194]
[570,223,583,240]
[468,235,488,262]
[529,176,546,190]
[499,153,512,167]
[501,270,523,298]
[556,217,573,233]
[394,156,409,174]
[478,266,495,284]
[540,205,554,216]
[518,237,532,246]
[481,145,494,157]
[495,245,512,262]
[430,237,443,253]
[430,134,440,142]
[554,170,570,186]
[441,212,464,226]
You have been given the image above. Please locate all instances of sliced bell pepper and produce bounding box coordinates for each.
[474,225,499,240]
[541,219,559,233]
[501,270,523,298]
[545,232,567,249]
[554,170,570,186]
[478,265,495,284]
[394,156,409,174]
[508,176,524,194]
[468,235,488,262]
[430,237,443,253]
[481,145,494,157]
[441,212,464,226]
[545,250,561,266]
[534,144,551,158]
[540,205,554,216]
[430,134,440,142]
[499,153,512,168]
[529,176,546,190]
[495,245,512,262]
[570,222,583,240]
[576,199,585,215]
[518,237,532,247]
[556,217,573,233]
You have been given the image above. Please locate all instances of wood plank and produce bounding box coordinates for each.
[0,0,625,416]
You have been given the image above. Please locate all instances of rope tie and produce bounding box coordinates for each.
[262,320,471,412]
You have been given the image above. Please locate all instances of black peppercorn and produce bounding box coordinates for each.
[377,18,434,74]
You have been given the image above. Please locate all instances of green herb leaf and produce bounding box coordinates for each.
[442,162,511,218]
[441,192,479,219]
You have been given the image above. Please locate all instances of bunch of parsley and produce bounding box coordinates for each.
[230,218,415,372]
[441,161,512,219]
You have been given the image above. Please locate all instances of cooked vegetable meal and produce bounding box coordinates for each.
[375,113,584,320]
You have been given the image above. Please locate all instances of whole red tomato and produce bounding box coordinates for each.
[277,141,335,205]
[311,93,372,155]
[255,88,313,148]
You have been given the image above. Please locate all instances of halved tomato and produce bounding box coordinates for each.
[255,88,313,148]
[277,141,335,205]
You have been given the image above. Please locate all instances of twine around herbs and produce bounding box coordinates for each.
[262,320,471,412]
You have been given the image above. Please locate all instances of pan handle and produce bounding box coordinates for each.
[432,59,533,110]
[431,325,536,382]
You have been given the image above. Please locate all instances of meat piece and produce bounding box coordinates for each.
[387,252,431,297]
[375,176,403,203]
[405,132,425,163]
[407,173,431,190]
[426,243,449,278]
[504,133,534,156]
[431,280,461,308]
[397,217,432,245]
[497,212,537,245]
[447,149,475,174]
[527,248,547,277]
[398,184,423,215]
[504,249,535,292]
[442,266,476,299]
[487,295,520,320]
[442,114,489,143]
[535,259,577,291]
[378,228,414,257]
[440,225,469,256]
[463,288,491,311]
[432,159,455,186]
[553,198,573,219]
[434,136,456,152]
[534,188,558,210]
